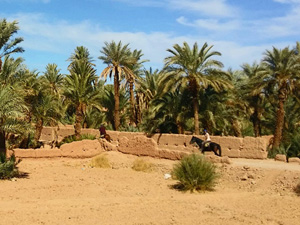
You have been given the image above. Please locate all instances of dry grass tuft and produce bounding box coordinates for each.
[90,154,111,168]
[132,158,153,172]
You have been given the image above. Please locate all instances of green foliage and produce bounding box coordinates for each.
[132,158,153,172]
[119,125,141,132]
[267,146,287,159]
[268,131,300,159]
[90,154,111,168]
[0,154,21,179]
[58,133,96,147]
[172,154,219,192]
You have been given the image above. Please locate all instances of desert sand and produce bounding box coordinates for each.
[1,151,299,225]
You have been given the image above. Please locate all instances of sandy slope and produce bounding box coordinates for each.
[0,151,299,225]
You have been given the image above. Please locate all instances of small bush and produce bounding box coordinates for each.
[294,182,300,196]
[267,146,287,159]
[172,154,219,192]
[58,134,96,147]
[132,158,153,172]
[90,154,111,168]
[0,154,21,179]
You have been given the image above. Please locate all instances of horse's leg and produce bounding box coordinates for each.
[217,146,222,157]
[212,146,218,156]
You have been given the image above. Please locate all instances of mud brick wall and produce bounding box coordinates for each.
[36,126,269,159]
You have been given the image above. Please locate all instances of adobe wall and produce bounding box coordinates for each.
[14,126,268,160]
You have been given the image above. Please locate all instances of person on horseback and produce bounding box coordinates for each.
[99,124,107,138]
[201,129,211,151]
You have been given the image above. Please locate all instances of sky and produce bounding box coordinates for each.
[1,0,300,78]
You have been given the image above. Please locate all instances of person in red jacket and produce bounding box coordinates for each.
[99,124,106,138]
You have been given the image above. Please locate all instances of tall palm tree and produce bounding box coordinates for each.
[99,41,135,130]
[242,63,266,137]
[123,49,148,125]
[65,46,100,138]
[162,42,232,135]
[0,19,24,73]
[100,84,129,129]
[256,46,300,148]
[41,63,64,96]
[135,68,161,124]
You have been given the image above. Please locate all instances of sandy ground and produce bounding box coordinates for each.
[1,151,299,225]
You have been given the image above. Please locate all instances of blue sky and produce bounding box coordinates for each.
[1,0,300,77]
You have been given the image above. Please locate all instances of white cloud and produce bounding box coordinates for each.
[249,5,300,38]
[112,0,238,18]
[5,12,297,74]
[273,0,300,4]
[169,0,238,18]
[0,0,50,3]
[176,16,239,31]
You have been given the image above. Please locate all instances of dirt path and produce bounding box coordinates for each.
[232,158,300,171]
[0,152,299,225]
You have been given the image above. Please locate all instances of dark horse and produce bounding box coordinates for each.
[190,136,222,157]
[103,134,111,142]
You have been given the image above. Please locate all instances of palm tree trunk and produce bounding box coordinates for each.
[190,79,200,135]
[34,119,44,142]
[273,97,286,148]
[232,119,242,137]
[19,111,32,148]
[75,104,83,138]
[252,109,261,137]
[129,80,135,126]
[114,69,120,131]
[193,97,200,135]
[0,130,6,156]
[177,122,184,134]
[135,94,141,125]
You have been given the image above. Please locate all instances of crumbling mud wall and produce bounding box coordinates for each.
[10,126,269,160]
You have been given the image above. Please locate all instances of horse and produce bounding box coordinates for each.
[101,134,111,142]
[190,136,222,157]
[104,134,111,142]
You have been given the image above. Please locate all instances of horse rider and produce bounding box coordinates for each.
[99,124,107,138]
[201,129,211,151]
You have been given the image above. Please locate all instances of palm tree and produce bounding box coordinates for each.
[0,55,24,85]
[100,84,129,129]
[242,63,266,137]
[41,63,64,96]
[123,49,148,125]
[162,42,232,135]
[143,88,191,134]
[30,89,64,143]
[256,46,300,148]
[99,41,136,130]
[0,86,27,155]
[65,46,100,138]
[0,19,24,73]
[135,68,161,124]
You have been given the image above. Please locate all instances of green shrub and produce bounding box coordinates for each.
[90,154,111,168]
[132,158,153,172]
[171,154,219,192]
[0,154,21,179]
[267,146,287,159]
[58,133,96,147]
